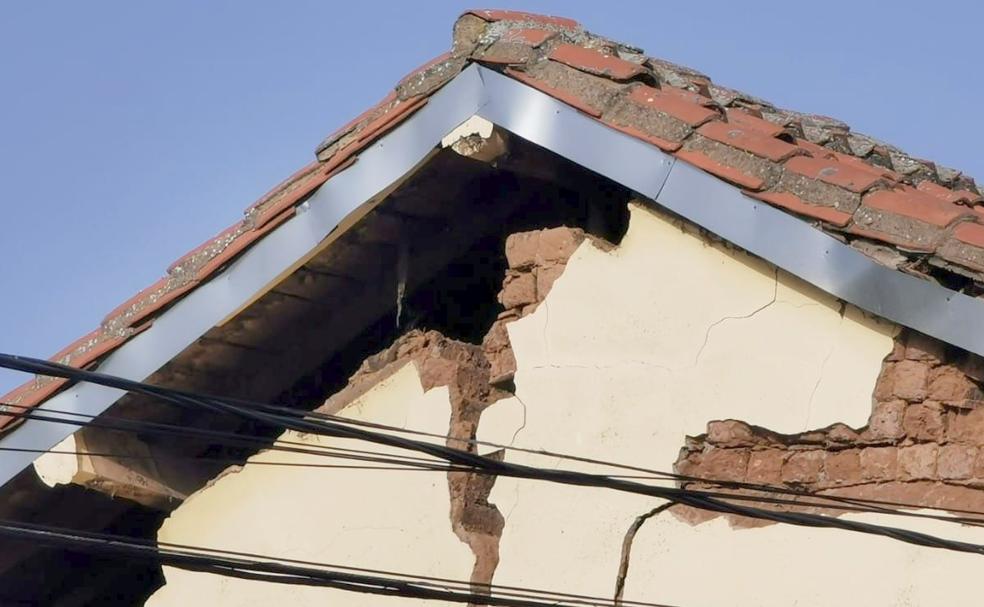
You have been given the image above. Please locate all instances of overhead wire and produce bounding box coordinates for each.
[5,353,984,559]
[1,519,682,607]
[7,354,981,523]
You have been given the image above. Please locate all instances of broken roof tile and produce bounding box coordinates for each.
[696,120,802,162]
[770,169,862,215]
[548,44,648,81]
[862,188,970,228]
[624,84,718,127]
[917,180,983,206]
[7,7,984,421]
[676,147,768,191]
[939,223,984,273]
[476,28,556,64]
[464,9,579,29]
[784,155,887,193]
[723,108,786,138]
[396,53,465,100]
[748,191,854,227]
[505,62,624,117]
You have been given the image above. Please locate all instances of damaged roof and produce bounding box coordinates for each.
[5,8,984,427]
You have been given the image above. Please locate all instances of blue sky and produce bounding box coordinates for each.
[1,1,981,394]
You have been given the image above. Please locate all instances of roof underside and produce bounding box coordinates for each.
[6,8,984,426]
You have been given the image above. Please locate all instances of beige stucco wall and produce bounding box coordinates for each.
[146,201,984,606]
[480,204,984,606]
[145,363,472,607]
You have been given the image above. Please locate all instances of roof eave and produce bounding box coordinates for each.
[3,63,984,490]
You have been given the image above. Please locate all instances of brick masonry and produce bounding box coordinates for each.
[674,330,984,525]
[482,226,589,384]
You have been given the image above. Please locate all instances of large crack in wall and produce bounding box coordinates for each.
[315,225,593,593]
[674,329,984,527]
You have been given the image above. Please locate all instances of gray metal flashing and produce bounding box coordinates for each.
[0,65,487,487]
[474,66,984,355]
[3,62,983,490]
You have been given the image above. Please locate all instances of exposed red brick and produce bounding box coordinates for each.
[697,121,802,162]
[498,271,537,309]
[782,450,823,484]
[902,402,945,441]
[947,407,984,443]
[748,191,853,227]
[823,449,861,485]
[548,44,646,81]
[938,444,976,480]
[927,366,982,402]
[535,264,566,297]
[859,447,898,481]
[701,448,750,482]
[904,332,947,363]
[706,420,760,447]
[877,361,930,401]
[784,155,886,193]
[826,424,861,444]
[861,188,969,228]
[675,149,766,190]
[746,450,783,484]
[897,443,938,480]
[866,400,906,440]
[464,9,579,29]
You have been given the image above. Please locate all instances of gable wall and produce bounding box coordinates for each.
[147,202,984,606]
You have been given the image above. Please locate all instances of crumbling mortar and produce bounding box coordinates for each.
[676,329,984,526]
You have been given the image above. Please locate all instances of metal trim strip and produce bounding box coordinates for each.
[4,63,983,490]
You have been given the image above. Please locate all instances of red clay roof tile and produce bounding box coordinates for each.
[603,122,682,152]
[464,9,579,29]
[862,188,970,228]
[626,85,718,127]
[784,156,887,193]
[504,67,605,117]
[917,180,983,206]
[697,121,801,162]
[7,8,984,419]
[724,108,786,138]
[749,191,854,227]
[953,222,984,248]
[675,149,767,190]
[499,28,556,46]
[548,44,646,81]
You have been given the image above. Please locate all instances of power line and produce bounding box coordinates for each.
[4,353,984,557]
[9,354,984,523]
[0,519,682,607]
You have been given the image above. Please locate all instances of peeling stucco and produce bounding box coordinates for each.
[143,200,984,606]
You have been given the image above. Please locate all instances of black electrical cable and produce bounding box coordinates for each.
[6,353,984,557]
[0,404,458,472]
[0,519,683,607]
[10,354,984,525]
